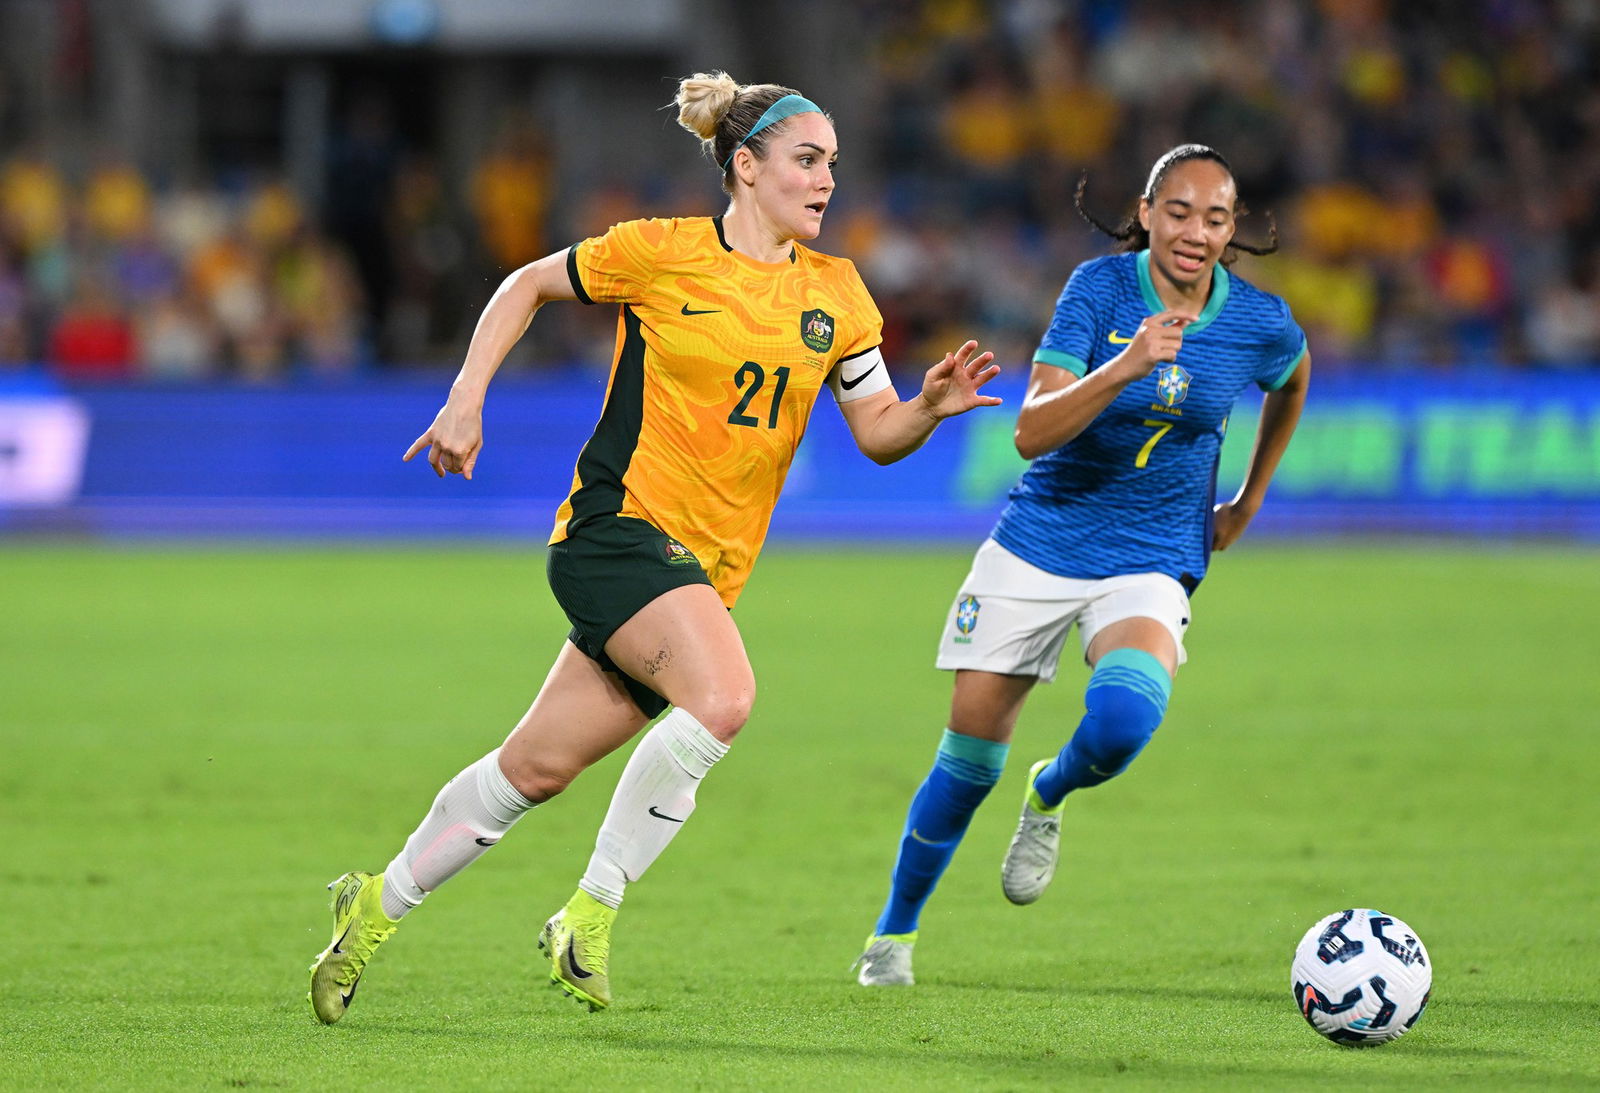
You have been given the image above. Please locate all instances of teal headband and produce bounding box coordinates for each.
[721,94,823,171]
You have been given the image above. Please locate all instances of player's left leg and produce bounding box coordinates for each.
[1003,575,1188,905]
[575,583,752,909]
[543,582,754,1010]
[1032,617,1177,805]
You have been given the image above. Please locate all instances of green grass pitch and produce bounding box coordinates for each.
[3,542,1597,1090]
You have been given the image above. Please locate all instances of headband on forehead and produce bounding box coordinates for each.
[1144,143,1228,198]
[722,94,824,171]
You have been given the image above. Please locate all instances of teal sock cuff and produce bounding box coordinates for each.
[1090,648,1172,712]
[935,728,1008,785]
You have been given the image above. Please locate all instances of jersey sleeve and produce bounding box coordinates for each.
[1256,296,1308,390]
[566,218,675,305]
[834,260,884,361]
[1033,263,1100,377]
[826,261,891,403]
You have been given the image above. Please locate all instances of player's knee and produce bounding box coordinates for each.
[685,681,756,743]
[501,755,581,803]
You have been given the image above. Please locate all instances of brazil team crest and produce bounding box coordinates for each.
[955,595,981,636]
[800,308,835,352]
[1156,364,1191,407]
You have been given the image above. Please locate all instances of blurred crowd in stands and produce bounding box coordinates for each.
[3,0,1599,382]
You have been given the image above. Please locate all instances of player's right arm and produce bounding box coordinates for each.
[1013,308,1194,460]
[404,250,578,479]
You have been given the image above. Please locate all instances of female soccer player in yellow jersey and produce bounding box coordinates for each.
[307,71,1002,1020]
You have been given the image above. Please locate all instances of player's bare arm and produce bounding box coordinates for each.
[839,339,1001,465]
[1014,309,1195,459]
[1213,350,1311,551]
[403,250,577,479]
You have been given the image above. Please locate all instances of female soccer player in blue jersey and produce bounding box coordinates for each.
[855,144,1311,985]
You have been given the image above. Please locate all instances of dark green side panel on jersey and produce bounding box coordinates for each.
[567,305,646,531]
[566,244,594,304]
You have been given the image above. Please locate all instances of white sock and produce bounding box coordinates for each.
[381,749,536,920]
[578,708,730,909]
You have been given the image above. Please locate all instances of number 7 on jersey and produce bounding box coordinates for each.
[1136,419,1173,468]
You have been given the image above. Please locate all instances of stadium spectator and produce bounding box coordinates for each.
[48,274,133,379]
[0,146,68,255]
[137,288,216,380]
[471,118,553,273]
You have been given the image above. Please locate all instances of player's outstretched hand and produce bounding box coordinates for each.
[1212,496,1259,551]
[918,340,1002,419]
[404,398,484,480]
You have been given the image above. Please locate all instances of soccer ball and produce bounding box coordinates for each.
[1291,909,1432,1046]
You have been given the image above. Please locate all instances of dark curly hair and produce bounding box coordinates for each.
[1074,144,1279,268]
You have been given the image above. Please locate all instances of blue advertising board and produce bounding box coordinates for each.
[2,371,1598,541]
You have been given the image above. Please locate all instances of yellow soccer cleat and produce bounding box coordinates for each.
[537,889,616,1011]
[308,871,398,1024]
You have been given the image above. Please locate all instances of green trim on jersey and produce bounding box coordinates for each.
[1033,347,1088,376]
[567,305,646,529]
[1136,250,1230,334]
[1263,344,1308,391]
[567,244,594,305]
[713,214,796,263]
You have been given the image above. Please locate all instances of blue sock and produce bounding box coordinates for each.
[1033,648,1171,808]
[874,729,1008,937]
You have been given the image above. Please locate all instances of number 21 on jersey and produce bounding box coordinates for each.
[728,361,790,429]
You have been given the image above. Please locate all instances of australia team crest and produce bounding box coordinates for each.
[1155,363,1192,407]
[800,308,835,353]
[663,538,698,566]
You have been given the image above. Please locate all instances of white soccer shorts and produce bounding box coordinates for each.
[934,538,1191,682]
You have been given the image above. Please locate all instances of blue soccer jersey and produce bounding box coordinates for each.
[992,250,1306,591]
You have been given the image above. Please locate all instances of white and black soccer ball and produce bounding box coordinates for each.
[1291,909,1431,1047]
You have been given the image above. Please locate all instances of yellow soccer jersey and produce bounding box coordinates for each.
[551,216,884,607]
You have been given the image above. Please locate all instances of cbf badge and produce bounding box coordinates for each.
[1156,363,1191,407]
[800,308,835,352]
[954,595,980,643]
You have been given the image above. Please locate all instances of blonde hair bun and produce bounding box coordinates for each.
[675,71,741,143]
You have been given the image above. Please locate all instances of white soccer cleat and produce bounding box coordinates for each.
[1001,759,1066,905]
[853,934,916,986]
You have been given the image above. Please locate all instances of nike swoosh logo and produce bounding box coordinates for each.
[839,362,880,390]
[909,828,941,845]
[564,942,594,980]
[474,837,498,847]
[340,980,359,1007]
[1107,331,1134,344]
[681,303,719,316]
[648,806,685,823]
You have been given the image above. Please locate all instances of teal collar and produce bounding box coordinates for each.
[1136,249,1229,334]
